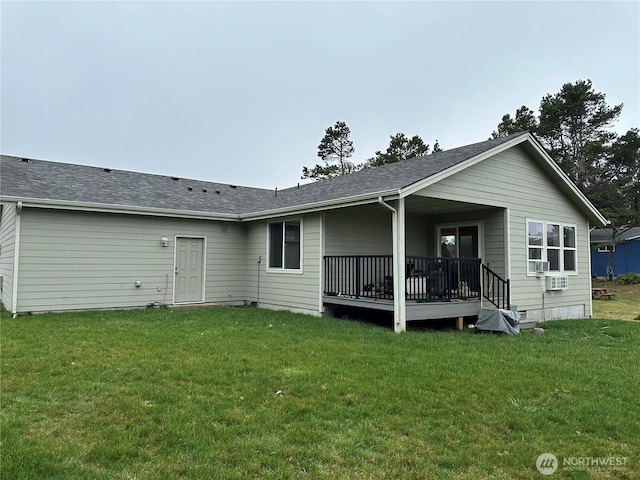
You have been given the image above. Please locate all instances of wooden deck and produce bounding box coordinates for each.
[323,295,481,321]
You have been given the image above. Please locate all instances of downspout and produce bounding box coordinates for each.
[256,256,262,308]
[378,196,406,332]
[12,201,22,317]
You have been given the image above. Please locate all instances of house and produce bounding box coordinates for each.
[0,132,607,331]
[590,226,640,278]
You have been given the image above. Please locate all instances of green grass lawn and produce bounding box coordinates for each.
[591,280,640,322]
[2,307,639,479]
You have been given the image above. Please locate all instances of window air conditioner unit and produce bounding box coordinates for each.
[534,261,550,273]
[546,275,568,291]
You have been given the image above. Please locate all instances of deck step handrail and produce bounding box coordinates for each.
[323,255,481,302]
[481,264,510,310]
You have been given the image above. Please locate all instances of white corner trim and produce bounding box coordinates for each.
[11,202,22,314]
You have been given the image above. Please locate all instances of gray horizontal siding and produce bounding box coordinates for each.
[245,214,321,314]
[324,206,393,256]
[324,205,427,257]
[421,145,592,317]
[16,208,245,312]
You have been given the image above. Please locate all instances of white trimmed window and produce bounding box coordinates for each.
[268,220,301,270]
[527,220,577,274]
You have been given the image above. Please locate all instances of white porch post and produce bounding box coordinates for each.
[378,196,407,333]
[394,197,407,332]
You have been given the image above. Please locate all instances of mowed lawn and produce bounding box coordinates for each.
[2,306,639,479]
[591,280,640,322]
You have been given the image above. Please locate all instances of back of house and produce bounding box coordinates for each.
[1,132,607,330]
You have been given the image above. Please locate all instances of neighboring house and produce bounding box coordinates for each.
[0,132,607,331]
[590,227,640,278]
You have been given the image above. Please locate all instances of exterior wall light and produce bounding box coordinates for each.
[160,236,169,247]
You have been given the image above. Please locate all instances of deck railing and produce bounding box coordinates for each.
[481,264,510,310]
[323,255,482,302]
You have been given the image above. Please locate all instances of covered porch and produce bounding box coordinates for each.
[321,195,511,332]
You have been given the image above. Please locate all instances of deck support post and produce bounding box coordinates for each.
[457,316,464,331]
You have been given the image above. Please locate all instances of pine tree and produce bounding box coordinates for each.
[302,121,357,180]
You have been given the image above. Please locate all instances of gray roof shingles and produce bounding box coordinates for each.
[0,132,527,217]
[590,227,640,243]
[0,157,273,215]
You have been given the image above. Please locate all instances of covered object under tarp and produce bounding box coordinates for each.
[476,307,521,334]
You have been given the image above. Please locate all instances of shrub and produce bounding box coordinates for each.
[615,272,640,285]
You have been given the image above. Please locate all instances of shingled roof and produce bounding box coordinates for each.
[1,132,528,218]
[244,133,527,215]
[0,156,273,216]
[590,226,640,243]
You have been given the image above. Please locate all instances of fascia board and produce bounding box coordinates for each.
[0,196,240,221]
[398,133,532,198]
[239,190,399,221]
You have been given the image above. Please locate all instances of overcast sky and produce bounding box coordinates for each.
[2,1,638,189]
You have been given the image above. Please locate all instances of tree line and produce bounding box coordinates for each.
[491,79,639,231]
[302,79,639,234]
[301,122,441,181]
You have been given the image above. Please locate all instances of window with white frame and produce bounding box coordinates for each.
[268,220,301,270]
[527,220,576,274]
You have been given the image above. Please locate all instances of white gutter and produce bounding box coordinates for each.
[241,189,398,221]
[0,196,239,222]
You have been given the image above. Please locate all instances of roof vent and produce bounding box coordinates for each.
[202,188,208,193]
[20,158,31,163]
[171,177,180,181]
[103,168,112,173]
[187,187,193,192]
[229,185,237,189]
[215,190,221,194]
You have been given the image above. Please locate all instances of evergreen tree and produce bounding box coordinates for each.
[302,121,357,180]
[537,79,622,190]
[367,133,430,167]
[490,106,538,138]
[590,128,640,225]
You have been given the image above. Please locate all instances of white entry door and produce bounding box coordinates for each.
[175,237,205,303]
